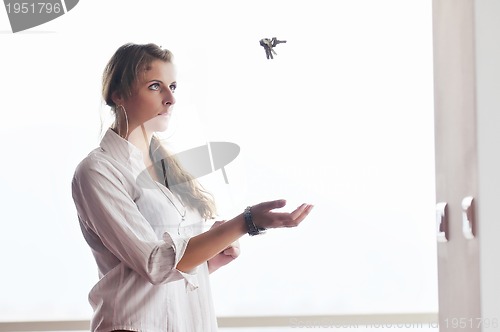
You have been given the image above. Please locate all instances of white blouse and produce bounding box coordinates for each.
[71,129,218,332]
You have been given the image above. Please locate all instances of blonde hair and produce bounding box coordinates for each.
[102,42,217,219]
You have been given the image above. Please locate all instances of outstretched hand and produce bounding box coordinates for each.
[206,200,312,273]
[250,199,313,230]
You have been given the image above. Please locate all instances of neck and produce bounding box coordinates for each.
[126,124,154,167]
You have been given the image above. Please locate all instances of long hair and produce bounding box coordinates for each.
[149,136,217,219]
[102,42,217,219]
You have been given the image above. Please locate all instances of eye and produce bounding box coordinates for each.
[169,83,177,93]
[148,83,160,91]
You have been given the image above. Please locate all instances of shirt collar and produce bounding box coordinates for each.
[100,128,145,172]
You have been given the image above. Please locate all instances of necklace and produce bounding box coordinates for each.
[152,159,187,235]
[148,137,187,234]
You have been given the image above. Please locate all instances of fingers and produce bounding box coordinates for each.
[223,246,240,259]
[289,203,309,220]
[217,241,240,259]
[278,203,314,228]
[255,199,287,212]
[210,220,225,229]
[295,203,314,219]
[290,204,314,226]
[250,200,313,229]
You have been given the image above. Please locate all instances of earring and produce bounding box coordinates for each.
[116,105,129,138]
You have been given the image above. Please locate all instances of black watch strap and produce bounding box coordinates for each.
[244,206,266,236]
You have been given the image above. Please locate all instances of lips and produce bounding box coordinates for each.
[158,107,172,116]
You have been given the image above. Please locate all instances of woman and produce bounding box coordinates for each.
[71,42,313,332]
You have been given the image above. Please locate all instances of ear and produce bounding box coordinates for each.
[111,91,125,106]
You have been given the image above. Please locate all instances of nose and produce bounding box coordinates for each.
[163,88,176,106]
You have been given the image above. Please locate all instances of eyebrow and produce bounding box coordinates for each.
[146,79,177,85]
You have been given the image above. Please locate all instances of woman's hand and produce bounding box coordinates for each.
[207,221,241,273]
[178,200,313,273]
[250,199,313,230]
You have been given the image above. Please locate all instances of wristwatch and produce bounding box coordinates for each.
[244,206,266,236]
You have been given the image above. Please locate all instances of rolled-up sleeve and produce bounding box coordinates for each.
[72,157,198,289]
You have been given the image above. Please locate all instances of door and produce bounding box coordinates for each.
[433,1,500,331]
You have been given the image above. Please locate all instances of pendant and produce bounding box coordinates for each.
[178,214,186,235]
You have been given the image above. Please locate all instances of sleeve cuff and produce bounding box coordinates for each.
[162,232,199,291]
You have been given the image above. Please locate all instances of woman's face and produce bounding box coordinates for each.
[120,59,177,134]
